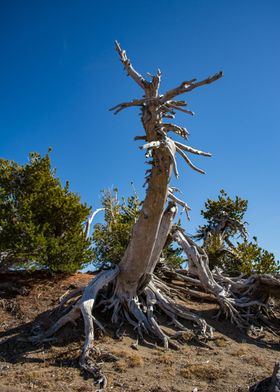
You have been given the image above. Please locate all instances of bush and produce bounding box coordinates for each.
[196,190,279,274]
[233,238,279,275]
[92,188,141,268]
[196,189,248,242]
[0,151,93,273]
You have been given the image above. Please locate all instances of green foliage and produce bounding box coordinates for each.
[196,190,279,275]
[92,189,185,268]
[233,238,280,275]
[162,245,184,269]
[0,152,93,273]
[196,189,248,241]
[92,189,141,267]
[203,233,229,270]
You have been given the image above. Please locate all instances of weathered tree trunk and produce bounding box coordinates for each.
[30,43,280,392]
[30,42,224,387]
[113,42,221,298]
[115,96,173,296]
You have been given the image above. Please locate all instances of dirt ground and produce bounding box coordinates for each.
[0,271,279,392]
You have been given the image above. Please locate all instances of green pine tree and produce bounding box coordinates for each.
[196,190,279,274]
[0,151,93,273]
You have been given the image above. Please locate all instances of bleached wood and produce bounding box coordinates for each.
[109,98,147,114]
[146,202,178,275]
[162,71,223,101]
[166,102,194,116]
[140,141,161,150]
[160,123,189,139]
[168,188,191,219]
[115,41,149,90]
[176,146,206,174]
[84,208,104,239]
[175,141,212,157]
[32,43,227,382]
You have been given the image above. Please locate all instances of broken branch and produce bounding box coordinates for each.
[162,71,223,101]
[175,141,211,157]
[115,41,149,90]
[176,146,206,174]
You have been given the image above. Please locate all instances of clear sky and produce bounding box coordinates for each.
[1,1,279,258]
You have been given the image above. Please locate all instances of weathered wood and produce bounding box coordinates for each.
[175,141,212,157]
[114,42,174,296]
[115,41,149,89]
[84,208,104,239]
[31,42,224,383]
[162,71,223,101]
[176,146,206,174]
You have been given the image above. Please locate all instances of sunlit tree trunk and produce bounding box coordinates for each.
[112,42,221,298]
[31,42,227,387]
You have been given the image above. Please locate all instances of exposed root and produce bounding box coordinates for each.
[171,228,279,329]
[29,305,81,345]
[30,264,215,385]
[150,281,213,339]
[59,287,84,309]
[29,235,279,388]
[30,267,119,387]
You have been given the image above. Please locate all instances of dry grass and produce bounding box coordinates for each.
[1,272,280,392]
[243,355,266,367]
[111,348,144,368]
[113,359,127,373]
[230,344,249,357]
[180,362,228,382]
[0,387,23,392]
[212,336,229,348]
[76,386,93,392]
[156,352,174,365]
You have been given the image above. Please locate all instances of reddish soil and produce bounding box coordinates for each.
[0,271,279,392]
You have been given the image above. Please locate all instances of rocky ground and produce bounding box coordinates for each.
[0,271,279,392]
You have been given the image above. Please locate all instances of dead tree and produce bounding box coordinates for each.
[30,42,278,387]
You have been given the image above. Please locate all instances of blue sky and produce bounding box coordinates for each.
[1,1,279,258]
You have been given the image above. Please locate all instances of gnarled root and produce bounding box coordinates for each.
[30,267,119,388]
[172,228,278,329]
[30,265,213,386]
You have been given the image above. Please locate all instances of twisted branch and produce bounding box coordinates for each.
[176,146,205,174]
[159,124,189,139]
[162,71,223,101]
[168,188,191,219]
[175,141,211,157]
[115,41,149,89]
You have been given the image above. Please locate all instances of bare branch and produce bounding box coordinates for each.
[168,100,188,107]
[134,135,147,141]
[166,103,195,116]
[162,71,223,101]
[169,186,182,194]
[165,138,179,178]
[84,208,104,239]
[168,188,191,220]
[115,41,149,90]
[175,141,211,157]
[140,141,161,150]
[110,97,160,114]
[160,105,175,114]
[162,113,175,119]
[160,124,189,139]
[176,146,205,174]
[152,68,162,95]
[109,98,146,114]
